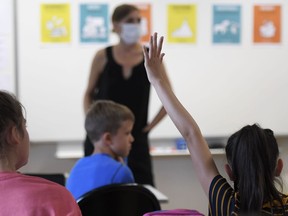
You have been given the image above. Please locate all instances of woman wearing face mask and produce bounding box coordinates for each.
[83,4,170,186]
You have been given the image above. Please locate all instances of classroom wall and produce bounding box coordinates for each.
[0,0,16,94]
[16,0,288,142]
[1,1,287,214]
[9,1,288,213]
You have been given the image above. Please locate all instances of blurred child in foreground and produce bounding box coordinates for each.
[0,90,81,215]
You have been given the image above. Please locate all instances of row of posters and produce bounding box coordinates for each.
[41,3,282,44]
[41,3,152,43]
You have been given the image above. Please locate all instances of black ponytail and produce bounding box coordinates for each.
[225,124,283,214]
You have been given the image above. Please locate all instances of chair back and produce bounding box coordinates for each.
[143,209,205,216]
[77,183,161,216]
[24,173,66,186]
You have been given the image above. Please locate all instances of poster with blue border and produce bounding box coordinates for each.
[80,3,109,43]
[213,5,241,44]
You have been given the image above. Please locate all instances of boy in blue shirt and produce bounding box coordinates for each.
[66,100,135,200]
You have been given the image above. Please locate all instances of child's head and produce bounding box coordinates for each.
[0,91,30,170]
[85,100,135,157]
[225,123,282,213]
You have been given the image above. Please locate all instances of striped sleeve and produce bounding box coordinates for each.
[208,175,235,216]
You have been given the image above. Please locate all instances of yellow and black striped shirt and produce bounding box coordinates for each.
[208,175,288,216]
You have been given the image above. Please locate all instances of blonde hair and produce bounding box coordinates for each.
[85,100,134,142]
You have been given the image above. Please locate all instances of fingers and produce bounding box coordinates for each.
[152,33,164,57]
[144,32,165,61]
[157,36,164,58]
[149,35,153,59]
[142,45,149,59]
[153,32,158,57]
[155,34,165,62]
[160,53,165,62]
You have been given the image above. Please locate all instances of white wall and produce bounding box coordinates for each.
[8,0,288,213]
[16,0,288,142]
[0,0,16,93]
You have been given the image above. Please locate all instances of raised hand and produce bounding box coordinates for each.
[143,32,219,196]
[143,32,166,84]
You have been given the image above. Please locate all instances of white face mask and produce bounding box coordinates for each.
[120,23,142,45]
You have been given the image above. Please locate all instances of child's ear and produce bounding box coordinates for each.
[224,164,235,181]
[6,126,21,146]
[275,158,283,177]
[102,132,113,146]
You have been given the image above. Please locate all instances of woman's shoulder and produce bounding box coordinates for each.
[91,47,109,68]
[94,47,107,59]
[97,45,114,54]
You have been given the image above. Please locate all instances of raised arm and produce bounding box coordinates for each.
[143,33,219,196]
[143,63,170,133]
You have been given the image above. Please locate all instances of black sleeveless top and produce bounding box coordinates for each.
[93,46,150,137]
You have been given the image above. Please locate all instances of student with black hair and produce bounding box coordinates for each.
[143,32,288,215]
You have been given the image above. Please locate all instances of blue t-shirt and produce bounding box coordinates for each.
[66,153,135,200]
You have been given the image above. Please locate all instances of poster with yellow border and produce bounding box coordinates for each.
[167,4,197,43]
[41,4,71,43]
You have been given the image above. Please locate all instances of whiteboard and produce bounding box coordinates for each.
[0,0,16,94]
[17,0,288,142]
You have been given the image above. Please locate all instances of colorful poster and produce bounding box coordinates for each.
[167,4,197,43]
[253,5,281,43]
[213,5,241,44]
[80,4,109,43]
[41,4,71,43]
[135,3,151,43]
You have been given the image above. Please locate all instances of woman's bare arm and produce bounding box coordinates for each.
[83,49,106,114]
